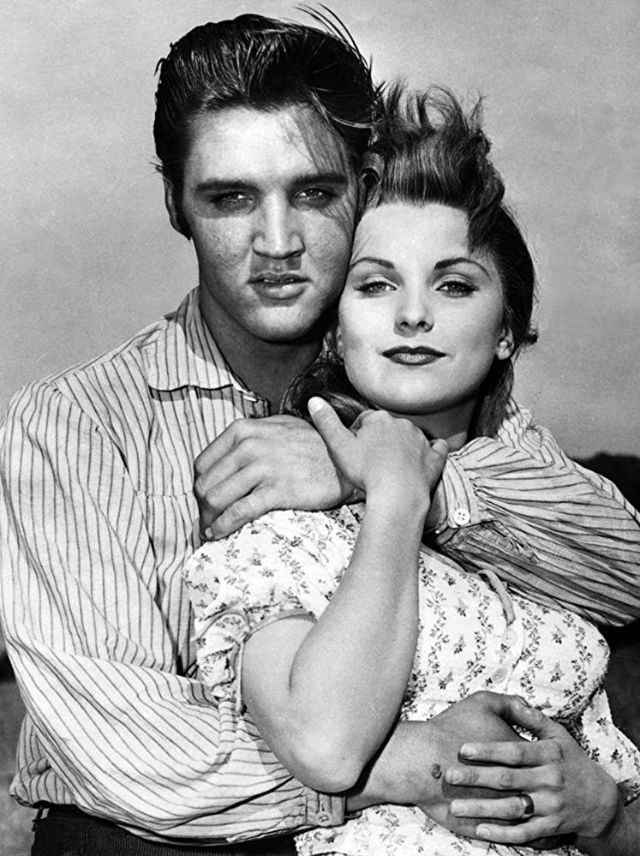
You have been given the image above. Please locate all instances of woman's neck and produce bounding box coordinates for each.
[390,402,475,451]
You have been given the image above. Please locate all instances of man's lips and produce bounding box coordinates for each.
[249,272,307,285]
[382,345,445,365]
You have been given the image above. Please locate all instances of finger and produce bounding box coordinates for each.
[307,397,357,468]
[446,760,561,792]
[198,468,264,537]
[430,438,449,458]
[349,408,377,432]
[450,794,535,821]
[207,488,278,540]
[195,418,250,473]
[425,438,448,486]
[477,695,565,743]
[196,415,304,473]
[474,818,559,845]
[457,735,564,768]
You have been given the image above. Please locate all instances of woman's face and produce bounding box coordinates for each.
[338,202,512,441]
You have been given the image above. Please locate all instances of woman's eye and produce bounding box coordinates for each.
[438,279,475,296]
[356,279,395,295]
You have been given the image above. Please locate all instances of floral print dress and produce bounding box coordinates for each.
[184,505,640,856]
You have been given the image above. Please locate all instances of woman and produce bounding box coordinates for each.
[184,87,640,854]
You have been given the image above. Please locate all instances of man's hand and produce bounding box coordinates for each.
[195,414,354,539]
[347,691,526,839]
[444,698,620,848]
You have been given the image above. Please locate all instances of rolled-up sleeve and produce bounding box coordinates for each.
[428,400,640,627]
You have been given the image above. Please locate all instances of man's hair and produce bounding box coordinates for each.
[286,85,538,437]
[153,12,378,201]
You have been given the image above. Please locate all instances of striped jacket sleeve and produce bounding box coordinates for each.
[428,401,640,627]
[0,380,339,842]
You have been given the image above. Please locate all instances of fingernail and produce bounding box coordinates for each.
[447,769,462,784]
[460,744,477,759]
[476,826,490,839]
[203,527,213,541]
[307,397,325,415]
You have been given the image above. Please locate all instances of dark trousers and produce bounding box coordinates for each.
[32,806,297,856]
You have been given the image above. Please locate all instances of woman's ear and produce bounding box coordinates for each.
[495,328,515,361]
[334,326,345,358]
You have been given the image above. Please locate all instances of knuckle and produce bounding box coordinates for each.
[498,769,514,789]
[547,741,563,763]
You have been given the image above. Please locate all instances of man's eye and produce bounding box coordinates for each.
[438,279,475,296]
[296,187,335,207]
[209,192,253,212]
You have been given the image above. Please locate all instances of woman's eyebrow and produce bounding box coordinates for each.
[434,256,491,277]
[348,256,394,271]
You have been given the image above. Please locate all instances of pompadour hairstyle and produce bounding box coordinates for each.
[153,11,378,200]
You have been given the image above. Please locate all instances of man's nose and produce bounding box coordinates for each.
[253,198,303,259]
[396,289,434,332]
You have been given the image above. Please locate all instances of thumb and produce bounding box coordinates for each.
[307,396,357,470]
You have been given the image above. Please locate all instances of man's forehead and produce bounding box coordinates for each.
[185,104,352,183]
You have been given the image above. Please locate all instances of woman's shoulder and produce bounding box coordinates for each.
[186,506,361,588]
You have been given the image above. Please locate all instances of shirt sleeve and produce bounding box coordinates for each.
[185,509,346,707]
[0,381,343,842]
[427,400,640,627]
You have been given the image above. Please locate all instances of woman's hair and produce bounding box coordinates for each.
[285,85,538,437]
[154,12,378,235]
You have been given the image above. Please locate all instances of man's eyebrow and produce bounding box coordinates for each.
[349,256,394,271]
[194,172,349,195]
[194,179,253,194]
[434,256,491,277]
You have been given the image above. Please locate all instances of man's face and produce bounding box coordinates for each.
[167,105,357,356]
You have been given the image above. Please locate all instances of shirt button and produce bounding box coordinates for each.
[452,507,470,526]
[504,627,517,646]
[492,666,508,684]
[316,812,332,825]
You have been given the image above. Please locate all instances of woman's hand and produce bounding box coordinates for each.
[308,397,448,509]
[443,698,621,847]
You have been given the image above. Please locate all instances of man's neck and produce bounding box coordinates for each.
[227,337,322,412]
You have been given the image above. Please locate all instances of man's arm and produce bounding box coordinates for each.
[429,401,640,626]
[197,402,640,627]
[0,381,338,842]
[346,692,527,840]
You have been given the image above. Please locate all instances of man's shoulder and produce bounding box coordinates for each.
[5,310,178,431]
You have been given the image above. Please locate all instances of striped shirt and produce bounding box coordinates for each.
[1,287,639,843]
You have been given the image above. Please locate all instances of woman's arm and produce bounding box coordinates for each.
[241,401,447,793]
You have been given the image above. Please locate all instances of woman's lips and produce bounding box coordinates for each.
[382,346,445,365]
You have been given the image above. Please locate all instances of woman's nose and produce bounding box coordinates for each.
[253,198,304,259]
[396,291,434,332]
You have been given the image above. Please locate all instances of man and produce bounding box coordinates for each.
[2,13,639,856]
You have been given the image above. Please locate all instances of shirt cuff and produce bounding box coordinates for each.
[427,454,486,538]
[303,788,345,828]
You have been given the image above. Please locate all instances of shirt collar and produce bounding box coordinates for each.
[144,288,254,395]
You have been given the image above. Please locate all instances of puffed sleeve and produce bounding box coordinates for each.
[573,687,640,803]
[184,508,352,704]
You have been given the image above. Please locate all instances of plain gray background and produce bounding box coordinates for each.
[1,3,639,850]
[2,0,639,458]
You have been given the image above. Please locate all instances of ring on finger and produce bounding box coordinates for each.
[517,792,535,817]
